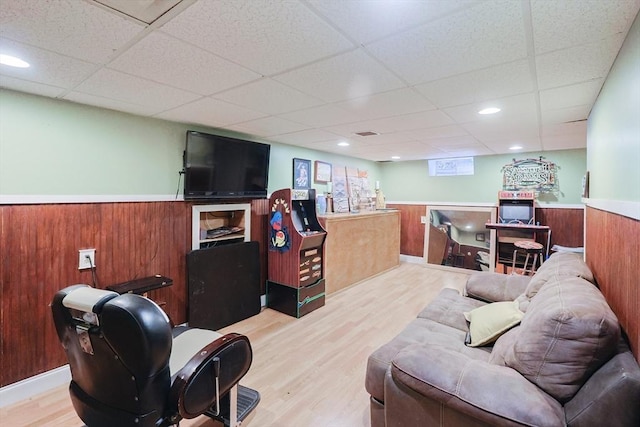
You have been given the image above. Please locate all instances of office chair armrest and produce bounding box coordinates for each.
[170,332,253,419]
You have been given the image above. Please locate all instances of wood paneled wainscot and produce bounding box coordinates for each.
[319,210,400,294]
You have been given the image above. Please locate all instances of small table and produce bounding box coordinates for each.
[106,275,172,295]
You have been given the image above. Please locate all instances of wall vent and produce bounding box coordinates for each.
[355,131,379,137]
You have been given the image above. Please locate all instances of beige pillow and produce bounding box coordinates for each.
[464,301,524,347]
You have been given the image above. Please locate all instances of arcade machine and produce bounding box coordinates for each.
[267,188,327,317]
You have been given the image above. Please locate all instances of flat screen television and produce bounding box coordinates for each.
[183,131,270,200]
[499,201,534,224]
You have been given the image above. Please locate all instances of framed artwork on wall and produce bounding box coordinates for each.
[314,161,332,183]
[476,233,485,242]
[293,158,311,190]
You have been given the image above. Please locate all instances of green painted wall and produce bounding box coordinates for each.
[0,89,587,204]
[0,89,378,197]
[380,149,587,205]
[587,11,640,203]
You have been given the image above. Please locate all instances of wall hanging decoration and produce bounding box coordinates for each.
[314,161,332,183]
[293,158,311,190]
[501,156,559,194]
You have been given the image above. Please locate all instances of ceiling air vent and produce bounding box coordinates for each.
[355,131,379,137]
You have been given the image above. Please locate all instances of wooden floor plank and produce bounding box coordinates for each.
[0,263,469,427]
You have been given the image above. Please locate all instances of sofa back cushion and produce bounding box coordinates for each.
[501,276,620,403]
[524,252,594,298]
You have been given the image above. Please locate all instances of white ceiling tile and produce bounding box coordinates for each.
[423,135,481,149]
[482,137,543,153]
[366,0,527,84]
[273,49,405,103]
[74,68,201,110]
[334,88,436,121]
[326,109,454,137]
[415,60,534,108]
[308,0,474,44]
[155,97,267,127]
[541,133,587,151]
[278,104,362,128]
[0,0,144,64]
[160,0,355,75]
[406,125,469,141]
[227,116,308,137]
[542,121,587,137]
[540,105,591,126]
[109,32,261,96]
[444,93,538,125]
[346,131,418,146]
[536,34,625,90]
[269,129,343,146]
[531,0,640,55]
[214,78,324,115]
[539,79,604,111]
[0,75,65,98]
[63,91,162,116]
[0,38,96,89]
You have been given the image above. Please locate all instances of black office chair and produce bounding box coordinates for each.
[51,284,260,427]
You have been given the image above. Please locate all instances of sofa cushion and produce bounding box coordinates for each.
[417,288,485,332]
[365,316,490,403]
[524,252,594,298]
[500,276,620,403]
[463,301,524,347]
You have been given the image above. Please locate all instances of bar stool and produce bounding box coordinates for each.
[512,240,544,275]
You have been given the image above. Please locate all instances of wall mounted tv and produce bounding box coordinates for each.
[183,131,270,200]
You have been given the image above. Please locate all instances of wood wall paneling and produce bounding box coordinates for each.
[535,207,584,248]
[386,204,425,257]
[0,202,192,387]
[585,207,639,362]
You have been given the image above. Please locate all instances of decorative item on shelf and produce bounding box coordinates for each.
[375,180,386,210]
[316,194,327,215]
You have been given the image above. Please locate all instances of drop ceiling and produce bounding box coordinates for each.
[1,0,638,162]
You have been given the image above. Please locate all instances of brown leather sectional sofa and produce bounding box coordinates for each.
[366,252,640,426]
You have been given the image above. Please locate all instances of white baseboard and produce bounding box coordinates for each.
[400,254,424,264]
[0,365,70,408]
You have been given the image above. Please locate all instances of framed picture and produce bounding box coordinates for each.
[293,158,311,190]
[475,233,485,242]
[314,161,332,183]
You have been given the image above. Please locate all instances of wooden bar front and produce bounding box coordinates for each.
[319,210,400,294]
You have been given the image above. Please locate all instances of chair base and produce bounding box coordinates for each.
[206,385,260,427]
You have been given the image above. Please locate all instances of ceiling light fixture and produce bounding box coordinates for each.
[0,54,30,68]
[338,141,350,147]
[478,107,501,115]
[509,145,523,150]
[391,156,400,160]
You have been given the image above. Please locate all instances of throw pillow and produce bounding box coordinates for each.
[464,301,524,347]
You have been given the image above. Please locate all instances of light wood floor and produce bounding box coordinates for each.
[1,262,469,427]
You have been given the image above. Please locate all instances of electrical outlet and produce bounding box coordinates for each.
[420,216,427,224]
[78,249,96,270]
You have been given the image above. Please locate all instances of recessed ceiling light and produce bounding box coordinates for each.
[509,145,523,150]
[478,107,501,115]
[337,141,350,147]
[391,156,400,160]
[0,54,30,68]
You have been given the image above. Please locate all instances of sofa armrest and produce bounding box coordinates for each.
[389,344,564,427]
[465,272,530,303]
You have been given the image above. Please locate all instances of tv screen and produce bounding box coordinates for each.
[184,131,270,200]
[500,203,533,224]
